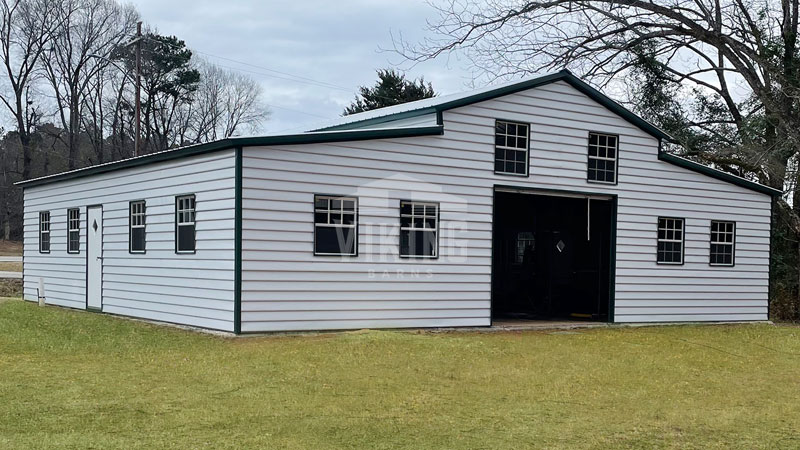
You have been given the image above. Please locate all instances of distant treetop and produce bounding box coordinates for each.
[344,69,435,115]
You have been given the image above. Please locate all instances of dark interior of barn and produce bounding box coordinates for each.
[492,190,613,322]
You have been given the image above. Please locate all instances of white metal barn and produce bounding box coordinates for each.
[19,70,780,334]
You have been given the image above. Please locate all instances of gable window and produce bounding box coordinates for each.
[130,201,146,253]
[67,208,80,253]
[494,120,529,176]
[710,220,735,266]
[400,201,438,258]
[175,195,196,253]
[314,195,357,256]
[39,211,50,253]
[657,217,684,264]
[588,132,618,184]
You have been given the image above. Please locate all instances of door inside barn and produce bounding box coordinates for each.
[492,189,614,322]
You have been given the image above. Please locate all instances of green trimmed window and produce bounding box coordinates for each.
[67,208,80,253]
[175,195,196,253]
[494,121,529,176]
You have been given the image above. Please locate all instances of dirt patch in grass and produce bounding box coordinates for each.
[0,279,22,297]
[0,262,21,272]
[0,240,21,256]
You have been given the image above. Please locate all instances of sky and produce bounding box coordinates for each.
[133,0,476,134]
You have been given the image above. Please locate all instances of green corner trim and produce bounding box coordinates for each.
[658,152,782,197]
[234,146,243,335]
[16,126,444,188]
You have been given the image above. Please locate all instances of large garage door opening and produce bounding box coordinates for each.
[492,189,615,323]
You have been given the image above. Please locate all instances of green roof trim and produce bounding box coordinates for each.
[315,108,441,132]
[16,125,444,188]
[658,152,782,197]
[315,70,672,141]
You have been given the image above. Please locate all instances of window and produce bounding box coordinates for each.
[314,195,357,256]
[710,221,735,266]
[39,211,50,253]
[130,201,146,253]
[400,201,438,258]
[494,120,529,176]
[515,232,535,264]
[588,132,618,184]
[67,208,80,253]
[175,195,196,253]
[657,217,684,264]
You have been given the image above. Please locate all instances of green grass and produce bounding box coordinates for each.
[1,298,799,449]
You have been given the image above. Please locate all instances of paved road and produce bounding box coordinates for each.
[0,271,21,279]
[0,256,21,262]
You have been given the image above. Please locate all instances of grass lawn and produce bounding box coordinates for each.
[1,299,799,449]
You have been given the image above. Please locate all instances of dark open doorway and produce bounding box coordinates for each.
[491,188,615,323]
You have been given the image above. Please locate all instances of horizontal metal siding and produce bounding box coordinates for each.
[240,80,770,331]
[23,150,236,332]
[241,149,492,332]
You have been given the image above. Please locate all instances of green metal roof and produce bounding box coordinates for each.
[16,126,444,188]
[658,152,781,197]
[314,69,673,142]
[16,69,781,197]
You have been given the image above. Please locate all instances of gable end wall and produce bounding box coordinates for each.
[239,80,770,331]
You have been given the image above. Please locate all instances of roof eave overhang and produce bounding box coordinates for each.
[658,152,782,197]
[16,125,444,188]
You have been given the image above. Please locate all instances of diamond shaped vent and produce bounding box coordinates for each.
[92,220,98,231]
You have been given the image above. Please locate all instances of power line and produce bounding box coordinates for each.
[135,35,433,120]
[194,50,352,92]
[135,48,335,120]
[142,36,352,93]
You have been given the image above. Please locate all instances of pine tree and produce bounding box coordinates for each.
[344,69,435,115]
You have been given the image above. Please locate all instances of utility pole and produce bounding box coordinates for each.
[134,21,142,157]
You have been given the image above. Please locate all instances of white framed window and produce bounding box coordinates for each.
[39,211,50,253]
[175,195,196,253]
[400,201,438,258]
[494,120,529,176]
[710,220,735,266]
[67,208,80,253]
[314,195,357,256]
[130,201,146,253]
[657,217,684,264]
[588,132,618,184]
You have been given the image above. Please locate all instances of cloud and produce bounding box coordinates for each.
[134,0,475,133]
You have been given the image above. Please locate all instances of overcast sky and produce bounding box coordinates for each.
[133,0,476,134]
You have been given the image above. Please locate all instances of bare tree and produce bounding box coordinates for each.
[41,0,137,169]
[400,0,800,316]
[400,0,798,190]
[189,60,267,142]
[0,0,63,179]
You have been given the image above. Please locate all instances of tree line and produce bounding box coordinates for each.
[0,0,268,240]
